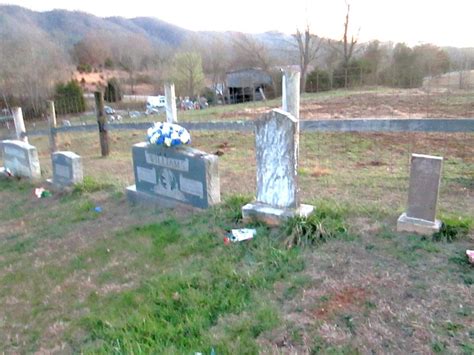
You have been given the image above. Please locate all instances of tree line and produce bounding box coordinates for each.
[0,6,473,118]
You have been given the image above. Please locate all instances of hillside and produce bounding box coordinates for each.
[0,5,190,48]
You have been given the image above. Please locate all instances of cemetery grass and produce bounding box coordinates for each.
[0,177,472,353]
[0,130,472,352]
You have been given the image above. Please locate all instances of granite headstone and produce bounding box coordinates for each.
[397,153,443,235]
[52,151,83,187]
[127,142,220,209]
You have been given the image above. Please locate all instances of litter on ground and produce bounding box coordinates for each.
[229,228,257,242]
[34,187,52,198]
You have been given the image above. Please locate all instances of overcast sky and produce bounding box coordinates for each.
[3,0,473,47]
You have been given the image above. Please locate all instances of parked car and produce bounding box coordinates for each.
[146,96,166,115]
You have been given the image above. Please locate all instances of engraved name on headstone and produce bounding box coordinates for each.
[127,142,220,209]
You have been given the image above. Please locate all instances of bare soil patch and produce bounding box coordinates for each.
[218,89,474,120]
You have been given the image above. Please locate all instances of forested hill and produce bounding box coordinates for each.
[0,5,191,48]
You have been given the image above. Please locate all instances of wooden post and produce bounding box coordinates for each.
[47,100,58,153]
[94,91,109,156]
[12,107,28,143]
[164,83,178,123]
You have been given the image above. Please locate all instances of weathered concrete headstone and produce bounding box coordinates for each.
[242,109,314,225]
[52,151,83,187]
[126,142,220,209]
[1,140,40,179]
[397,153,443,235]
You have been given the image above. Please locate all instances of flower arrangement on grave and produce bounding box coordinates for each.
[147,122,191,147]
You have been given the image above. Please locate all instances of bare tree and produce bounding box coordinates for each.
[181,34,231,103]
[231,33,273,72]
[72,32,112,68]
[109,34,154,94]
[361,40,389,85]
[0,24,69,115]
[231,33,278,95]
[294,25,322,92]
[342,3,358,88]
[201,37,230,103]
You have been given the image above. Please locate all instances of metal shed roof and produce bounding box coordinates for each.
[226,68,273,88]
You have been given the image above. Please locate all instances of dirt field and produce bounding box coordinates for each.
[216,88,474,121]
[72,69,157,95]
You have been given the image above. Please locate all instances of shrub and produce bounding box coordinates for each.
[433,216,472,242]
[201,87,216,105]
[104,58,114,69]
[104,78,122,103]
[281,207,348,248]
[54,80,86,115]
[306,69,331,92]
[77,63,92,73]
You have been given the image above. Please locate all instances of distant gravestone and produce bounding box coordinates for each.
[1,140,41,179]
[52,151,83,187]
[126,143,220,209]
[242,109,313,225]
[397,153,443,235]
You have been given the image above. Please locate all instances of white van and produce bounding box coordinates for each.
[146,96,166,115]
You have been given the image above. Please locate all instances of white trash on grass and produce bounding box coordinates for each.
[229,228,257,242]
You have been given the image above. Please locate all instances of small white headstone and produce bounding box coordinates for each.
[1,140,41,179]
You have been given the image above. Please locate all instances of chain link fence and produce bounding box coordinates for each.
[306,68,474,93]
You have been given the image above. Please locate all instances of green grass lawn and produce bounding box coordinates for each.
[0,176,472,353]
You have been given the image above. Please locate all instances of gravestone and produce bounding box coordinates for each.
[242,109,314,225]
[52,151,83,187]
[1,140,41,179]
[126,142,220,209]
[397,153,443,235]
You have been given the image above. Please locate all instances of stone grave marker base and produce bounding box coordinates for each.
[126,184,194,211]
[45,179,75,192]
[397,212,442,235]
[242,202,314,226]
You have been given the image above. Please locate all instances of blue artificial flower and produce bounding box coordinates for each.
[147,122,191,147]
